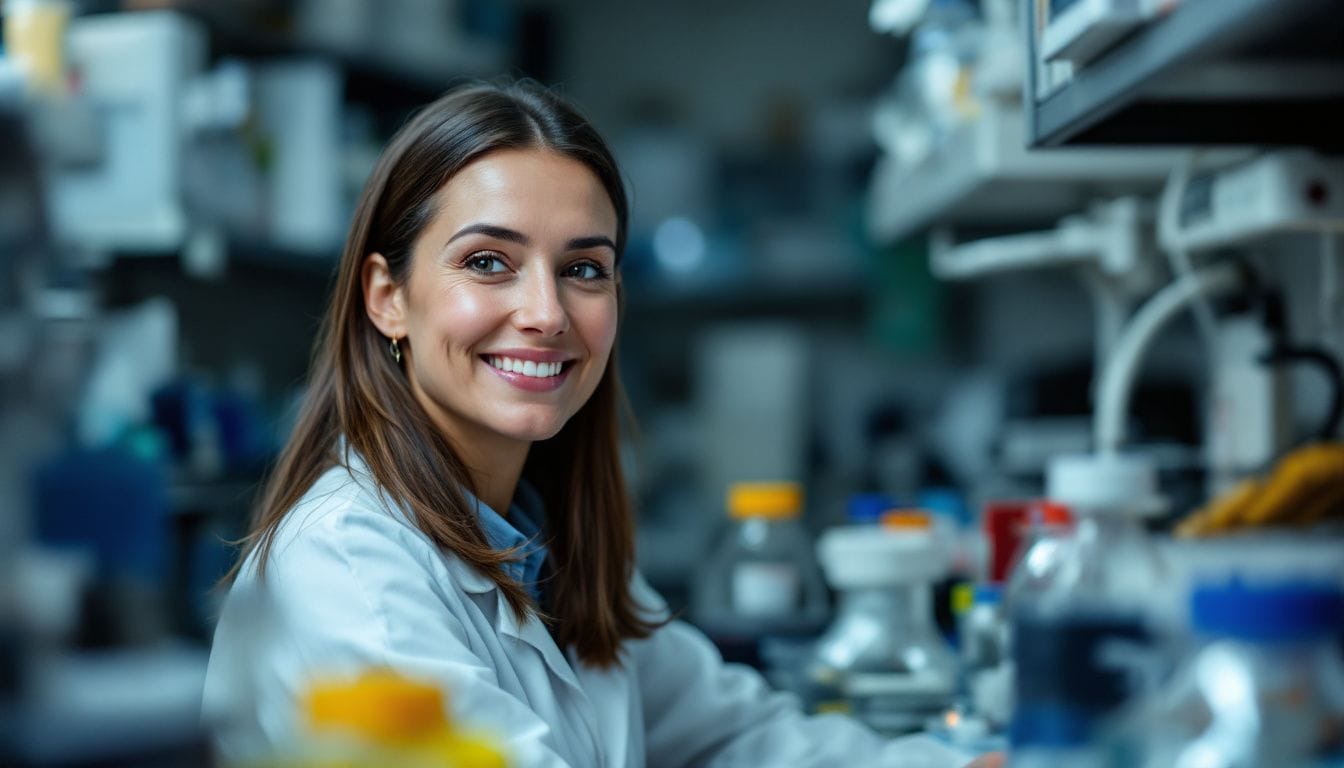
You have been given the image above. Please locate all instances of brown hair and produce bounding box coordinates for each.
[231,80,657,666]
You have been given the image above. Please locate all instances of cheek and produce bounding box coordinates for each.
[578,298,619,359]
[424,288,498,349]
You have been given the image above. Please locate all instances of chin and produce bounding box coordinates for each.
[497,415,569,444]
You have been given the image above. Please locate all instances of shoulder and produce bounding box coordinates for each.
[246,461,478,596]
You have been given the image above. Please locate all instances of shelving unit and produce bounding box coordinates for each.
[1028,0,1344,148]
[167,1,507,107]
[866,100,1223,244]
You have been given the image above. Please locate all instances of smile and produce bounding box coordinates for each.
[486,355,566,378]
[481,353,574,393]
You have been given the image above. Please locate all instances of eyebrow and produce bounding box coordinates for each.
[446,223,616,253]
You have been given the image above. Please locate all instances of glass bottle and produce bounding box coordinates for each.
[1010,452,1169,767]
[693,482,828,638]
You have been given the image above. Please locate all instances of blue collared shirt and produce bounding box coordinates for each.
[468,481,549,602]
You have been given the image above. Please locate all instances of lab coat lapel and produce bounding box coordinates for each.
[493,589,609,768]
[571,649,634,768]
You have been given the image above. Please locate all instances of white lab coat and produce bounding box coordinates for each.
[202,456,968,767]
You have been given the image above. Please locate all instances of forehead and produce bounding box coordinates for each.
[430,148,618,236]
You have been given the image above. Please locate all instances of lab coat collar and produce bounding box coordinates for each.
[337,441,591,694]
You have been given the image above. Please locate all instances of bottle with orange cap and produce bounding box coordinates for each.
[806,510,958,735]
[242,669,508,767]
[691,481,829,640]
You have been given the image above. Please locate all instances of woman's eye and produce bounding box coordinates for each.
[564,262,606,280]
[466,254,507,274]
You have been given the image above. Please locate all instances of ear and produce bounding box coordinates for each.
[363,252,406,339]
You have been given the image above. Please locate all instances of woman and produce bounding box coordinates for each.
[203,80,998,768]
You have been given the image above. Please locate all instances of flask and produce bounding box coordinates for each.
[808,512,958,735]
[693,482,828,638]
[1009,453,1168,767]
[1146,579,1344,767]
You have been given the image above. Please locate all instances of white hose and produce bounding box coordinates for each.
[1157,150,1220,346]
[1095,264,1244,454]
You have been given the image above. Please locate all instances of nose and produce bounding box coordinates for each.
[514,268,570,337]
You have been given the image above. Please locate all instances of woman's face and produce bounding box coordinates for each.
[391,148,619,459]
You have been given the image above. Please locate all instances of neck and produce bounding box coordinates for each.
[468,453,526,518]
[447,428,527,517]
[408,380,530,516]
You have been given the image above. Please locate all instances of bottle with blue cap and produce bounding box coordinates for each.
[1145,578,1344,767]
[1009,452,1171,768]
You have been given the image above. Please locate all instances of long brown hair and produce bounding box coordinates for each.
[232,81,657,666]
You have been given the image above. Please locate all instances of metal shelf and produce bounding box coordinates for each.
[1028,0,1344,148]
[866,101,1219,244]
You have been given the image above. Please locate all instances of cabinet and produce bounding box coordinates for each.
[1027,0,1344,148]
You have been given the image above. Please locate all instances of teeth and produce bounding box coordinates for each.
[487,356,565,378]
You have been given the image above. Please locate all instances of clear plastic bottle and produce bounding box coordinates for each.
[1002,499,1073,616]
[1146,579,1344,768]
[807,513,958,735]
[693,482,828,638]
[1009,453,1169,767]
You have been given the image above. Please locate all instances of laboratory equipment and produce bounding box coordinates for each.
[1162,151,1344,254]
[693,482,828,638]
[1010,452,1169,766]
[954,583,1013,730]
[981,500,1029,585]
[51,11,207,251]
[808,515,957,735]
[846,492,899,524]
[1145,579,1344,767]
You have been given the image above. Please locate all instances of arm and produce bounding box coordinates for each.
[207,501,574,767]
[626,576,971,768]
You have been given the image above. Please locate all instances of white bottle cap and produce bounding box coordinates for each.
[1046,452,1165,516]
[816,525,948,588]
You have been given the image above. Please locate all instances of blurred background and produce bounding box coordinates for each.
[1,0,1342,764]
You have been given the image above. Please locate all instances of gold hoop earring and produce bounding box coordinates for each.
[389,336,402,365]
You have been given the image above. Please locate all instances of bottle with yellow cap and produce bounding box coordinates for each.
[692,481,829,639]
[241,669,508,767]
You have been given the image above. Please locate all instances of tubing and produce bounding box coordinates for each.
[1095,264,1244,454]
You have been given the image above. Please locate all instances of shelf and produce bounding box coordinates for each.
[622,274,868,320]
[165,2,507,105]
[1028,0,1344,148]
[866,101,1218,244]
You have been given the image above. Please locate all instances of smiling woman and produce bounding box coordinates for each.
[363,148,621,514]
[202,80,982,768]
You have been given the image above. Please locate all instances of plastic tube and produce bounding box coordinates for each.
[1095,265,1244,454]
[1157,150,1221,347]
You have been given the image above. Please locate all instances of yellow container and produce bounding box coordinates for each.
[3,0,72,95]
[244,669,508,768]
[727,481,803,520]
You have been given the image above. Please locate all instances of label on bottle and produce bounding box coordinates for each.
[731,562,800,617]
